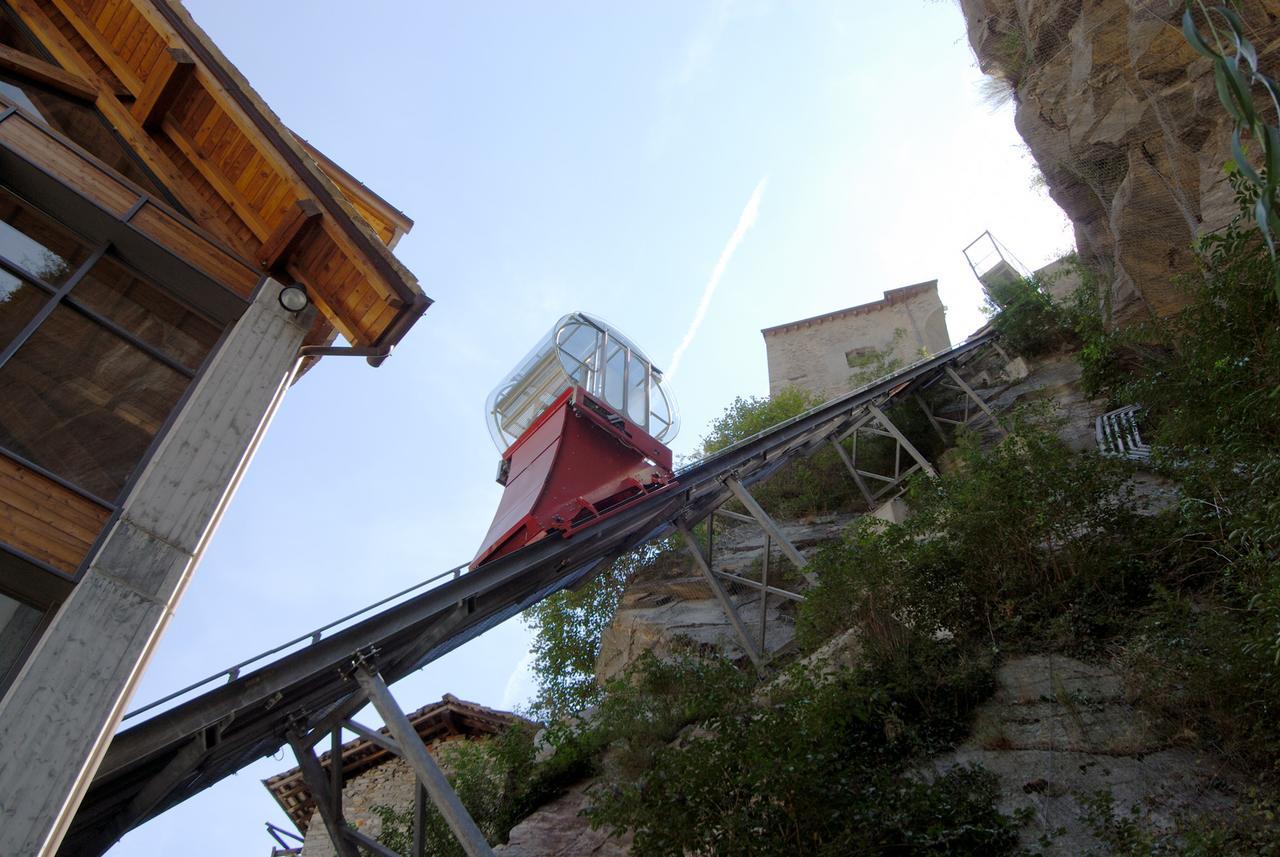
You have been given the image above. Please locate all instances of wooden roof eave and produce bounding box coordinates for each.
[295,136,414,248]
[148,1,430,327]
[5,0,430,357]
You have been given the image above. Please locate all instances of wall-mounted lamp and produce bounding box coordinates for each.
[278,284,309,313]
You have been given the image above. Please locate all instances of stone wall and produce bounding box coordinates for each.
[762,282,950,399]
[300,737,474,857]
[959,0,1280,327]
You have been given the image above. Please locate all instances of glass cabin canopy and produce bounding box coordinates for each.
[486,312,679,452]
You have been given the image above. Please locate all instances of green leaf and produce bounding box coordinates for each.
[1264,125,1280,182]
[1254,196,1276,256]
[1233,128,1261,185]
[1214,6,1251,58]
[1183,8,1221,60]
[1214,64,1249,123]
[1220,61,1258,125]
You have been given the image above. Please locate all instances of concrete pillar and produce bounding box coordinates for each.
[0,280,314,856]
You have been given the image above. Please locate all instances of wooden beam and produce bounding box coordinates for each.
[0,43,97,101]
[46,0,145,96]
[158,116,273,241]
[258,198,322,273]
[132,48,196,131]
[5,0,227,236]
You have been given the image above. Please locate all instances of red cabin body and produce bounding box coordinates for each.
[470,387,675,569]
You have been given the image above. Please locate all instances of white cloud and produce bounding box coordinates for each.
[667,177,768,380]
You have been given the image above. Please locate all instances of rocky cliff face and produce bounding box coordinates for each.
[960,0,1280,326]
[930,654,1237,854]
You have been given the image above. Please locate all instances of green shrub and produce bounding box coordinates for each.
[984,274,1072,356]
[1058,261,1129,398]
[846,328,907,389]
[1080,786,1280,856]
[585,642,1012,856]
[700,387,822,455]
[523,538,678,720]
[1121,587,1280,773]
[1123,217,1280,456]
[798,419,1139,653]
[699,386,864,518]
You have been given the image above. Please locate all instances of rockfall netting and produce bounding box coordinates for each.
[959,0,1280,326]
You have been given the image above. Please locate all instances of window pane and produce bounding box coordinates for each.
[0,268,47,347]
[0,306,187,499]
[0,186,90,285]
[0,74,170,199]
[0,591,42,689]
[72,256,221,370]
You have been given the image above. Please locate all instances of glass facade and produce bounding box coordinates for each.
[0,186,223,502]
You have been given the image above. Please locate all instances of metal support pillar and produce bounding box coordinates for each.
[266,822,304,856]
[723,477,815,585]
[352,665,495,857]
[286,731,361,857]
[414,782,428,857]
[329,727,343,834]
[829,438,876,507]
[713,508,755,524]
[759,535,771,654]
[343,826,402,857]
[914,394,949,444]
[676,522,764,668]
[867,404,937,478]
[944,366,1007,436]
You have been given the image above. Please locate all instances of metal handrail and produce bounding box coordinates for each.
[124,562,470,721]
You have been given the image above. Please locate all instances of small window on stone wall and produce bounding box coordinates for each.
[845,346,875,367]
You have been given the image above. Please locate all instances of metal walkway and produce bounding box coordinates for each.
[62,331,1002,856]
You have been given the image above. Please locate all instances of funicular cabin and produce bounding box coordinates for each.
[473,312,679,568]
[0,3,428,854]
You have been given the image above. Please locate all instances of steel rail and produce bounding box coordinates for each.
[60,331,995,857]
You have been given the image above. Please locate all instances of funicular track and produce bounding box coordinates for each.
[62,331,1000,856]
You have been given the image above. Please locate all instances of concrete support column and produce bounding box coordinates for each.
[0,280,314,856]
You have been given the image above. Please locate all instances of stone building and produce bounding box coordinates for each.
[0,2,428,853]
[761,281,950,399]
[265,695,526,857]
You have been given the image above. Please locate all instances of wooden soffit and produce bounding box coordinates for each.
[6,0,429,353]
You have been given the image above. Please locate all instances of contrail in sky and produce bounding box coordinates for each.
[666,177,767,381]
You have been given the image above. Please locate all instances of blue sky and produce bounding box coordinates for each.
[114,2,1071,854]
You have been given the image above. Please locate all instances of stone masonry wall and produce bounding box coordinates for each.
[763,284,950,399]
[300,737,475,857]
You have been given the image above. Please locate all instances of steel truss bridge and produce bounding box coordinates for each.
[62,331,1009,857]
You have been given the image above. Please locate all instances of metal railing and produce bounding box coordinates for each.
[125,563,469,722]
